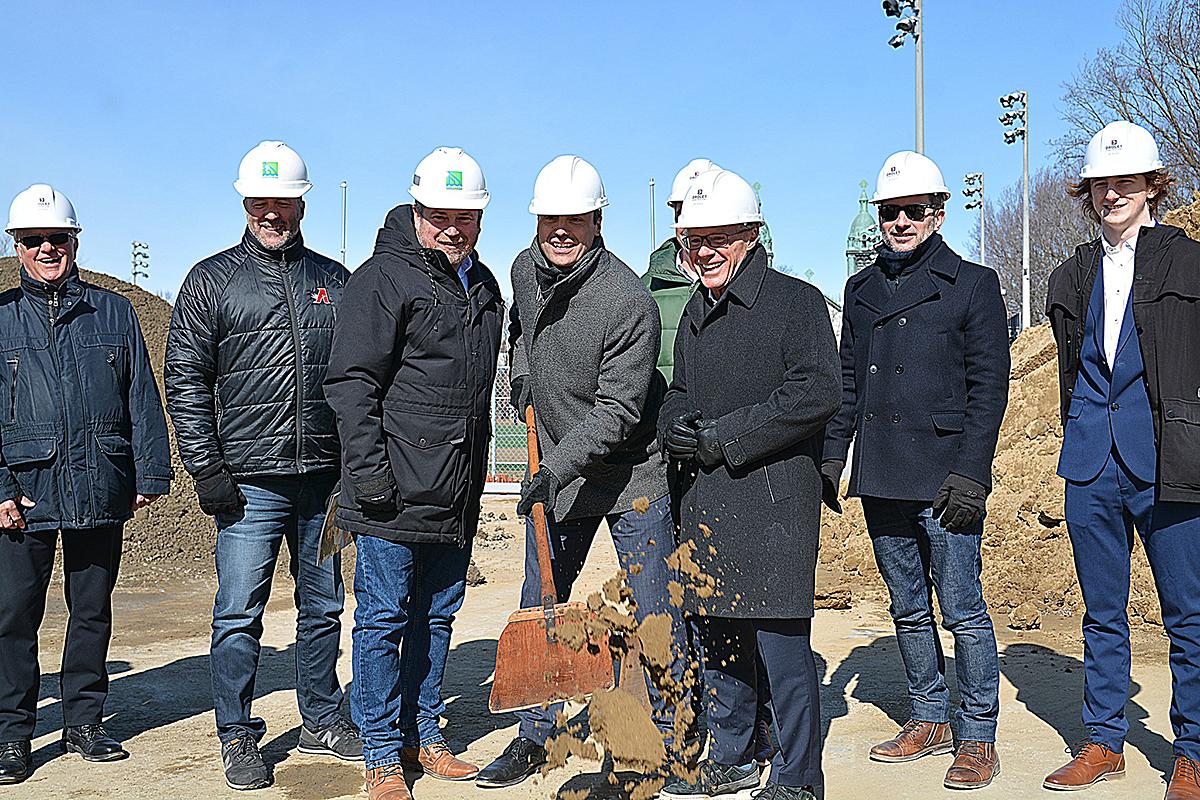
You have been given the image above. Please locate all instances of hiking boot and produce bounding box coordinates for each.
[1042,742,1125,790]
[869,719,953,763]
[752,714,778,767]
[400,741,479,781]
[944,741,1000,790]
[0,741,30,785]
[1167,755,1200,800]
[221,735,271,791]
[297,717,363,761]
[62,724,128,762]
[366,764,412,800]
[475,736,547,788]
[750,784,817,800]
[660,759,761,798]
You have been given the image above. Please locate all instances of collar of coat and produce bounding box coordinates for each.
[373,203,498,306]
[848,233,961,315]
[20,265,84,300]
[241,227,306,265]
[685,243,768,330]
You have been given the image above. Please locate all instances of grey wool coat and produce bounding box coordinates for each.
[658,246,840,618]
[509,238,669,520]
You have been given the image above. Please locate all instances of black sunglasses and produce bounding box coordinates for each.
[18,232,73,249]
[877,203,941,223]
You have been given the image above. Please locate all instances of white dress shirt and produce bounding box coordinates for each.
[1100,222,1152,365]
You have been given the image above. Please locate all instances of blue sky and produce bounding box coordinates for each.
[1,1,1125,303]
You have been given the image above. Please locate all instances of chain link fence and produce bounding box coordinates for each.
[486,354,524,492]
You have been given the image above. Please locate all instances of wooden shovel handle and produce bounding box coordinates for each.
[525,406,557,611]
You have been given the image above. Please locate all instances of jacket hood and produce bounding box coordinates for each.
[645,238,692,286]
[374,203,478,283]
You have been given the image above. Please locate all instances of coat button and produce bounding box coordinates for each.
[869,365,878,374]
[898,317,907,326]
[892,413,901,423]
[419,437,427,446]
[1110,402,1120,412]
[895,365,904,374]
[1168,410,1177,418]
[865,413,874,421]
[1136,273,1145,280]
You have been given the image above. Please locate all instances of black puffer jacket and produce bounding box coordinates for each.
[324,205,502,545]
[165,230,349,478]
[0,269,172,531]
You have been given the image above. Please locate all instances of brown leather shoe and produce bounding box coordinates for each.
[944,741,999,790]
[400,742,479,781]
[1042,742,1125,790]
[366,764,412,800]
[1167,755,1200,800]
[869,719,953,762]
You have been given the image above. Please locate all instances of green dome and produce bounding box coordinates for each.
[847,180,878,248]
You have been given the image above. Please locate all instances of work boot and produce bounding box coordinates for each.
[0,741,31,785]
[1167,755,1200,800]
[366,764,412,800]
[475,736,546,788]
[944,741,1000,790]
[62,724,128,762]
[1042,742,1125,790]
[221,735,271,791]
[752,714,778,767]
[749,784,817,800]
[868,719,953,762]
[400,741,479,781]
[297,717,363,761]
[660,759,761,797]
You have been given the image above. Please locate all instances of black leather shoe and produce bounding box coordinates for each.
[62,724,128,762]
[475,736,546,788]
[0,741,31,784]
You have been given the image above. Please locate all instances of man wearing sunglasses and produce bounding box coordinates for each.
[0,185,172,783]
[822,151,1010,790]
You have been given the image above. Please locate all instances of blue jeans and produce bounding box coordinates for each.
[1066,452,1200,759]
[861,497,999,742]
[514,495,686,745]
[351,534,472,770]
[210,473,344,744]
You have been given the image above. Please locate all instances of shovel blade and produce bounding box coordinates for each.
[489,603,615,713]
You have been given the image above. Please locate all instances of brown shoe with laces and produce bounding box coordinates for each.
[366,764,412,800]
[1042,742,1125,790]
[400,742,479,781]
[869,719,954,762]
[944,741,1000,790]
[1167,755,1200,800]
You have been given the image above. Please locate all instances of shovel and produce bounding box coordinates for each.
[317,488,354,566]
[489,406,616,713]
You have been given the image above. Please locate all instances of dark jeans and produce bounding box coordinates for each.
[695,616,822,789]
[351,533,472,770]
[1066,452,1200,759]
[0,526,122,742]
[514,495,686,745]
[861,497,1000,742]
[210,473,344,744]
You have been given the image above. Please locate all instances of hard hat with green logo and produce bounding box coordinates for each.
[528,155,609,216]
[409,147,490,210]
[234,141,313,198]
[6,184,81,233]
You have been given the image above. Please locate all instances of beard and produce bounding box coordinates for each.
[250,224,299,251]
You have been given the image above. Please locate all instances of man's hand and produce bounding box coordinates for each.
[0,496,35,529]
[130,493,162,513]
[517,468,560,517]
[664,411,703,460]
[820,460,844,514]
[193,463,246,516]
[694,420,724,468]
[932,473,989,533]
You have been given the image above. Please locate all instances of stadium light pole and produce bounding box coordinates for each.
[649,178,656,254]
[131,241,149,286]
[883,0,923,153]
[340,181,348,267]
[963,172,985,264]
[1000,90,1030,330]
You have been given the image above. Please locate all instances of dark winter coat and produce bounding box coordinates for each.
[165,230,348,479]
[824,234,1010,501]
[658,246,840,618]
[0,269,172,531]
[643,238,694,385]
[324,205,502,544]
[1047,223,1200,503]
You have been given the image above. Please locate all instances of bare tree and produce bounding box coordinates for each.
[1057,0,1200,199]
[968,166,1098,323]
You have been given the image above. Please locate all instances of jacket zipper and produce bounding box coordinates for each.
[47,288,78,522]
[7,355,18,422]
[279,252,305,472]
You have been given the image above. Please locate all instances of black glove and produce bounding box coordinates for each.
[355,476,399,514]
[509,375,529,415]
[932,473,989,533]
[517,468,560,517]
[664,411,702,460]
[694,420,724,468]
[193,463,246,516]
[820,460,844,514]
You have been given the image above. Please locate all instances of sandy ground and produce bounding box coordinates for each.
[9,497,1179,800]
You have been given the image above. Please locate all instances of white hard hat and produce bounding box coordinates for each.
[409,146,490,210]
[1080,120,1164,179]
[674,169,763,229]
[871,151,951,204]
[6,184,81,233]
[668,158,721,205]
[234,141,313,198]
[528,155,609,216]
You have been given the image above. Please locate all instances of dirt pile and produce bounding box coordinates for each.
[1163,197,1200,238]
[818,322,1163,627]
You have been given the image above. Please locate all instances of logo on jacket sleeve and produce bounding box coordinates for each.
[311,287,331,304]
